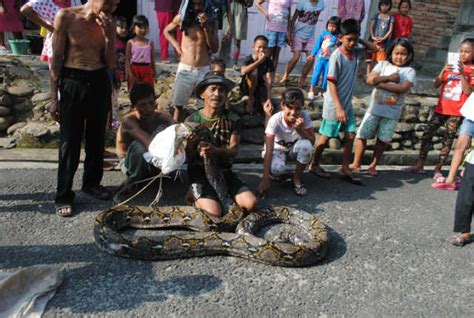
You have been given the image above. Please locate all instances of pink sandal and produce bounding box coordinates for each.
[431,181,459,191]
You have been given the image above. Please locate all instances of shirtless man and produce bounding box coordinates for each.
[116,83,174,194]
[50,0,119,217]
[164,0,219,123]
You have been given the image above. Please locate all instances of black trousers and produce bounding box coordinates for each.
[454,162,474,233]
[55,67,111,204]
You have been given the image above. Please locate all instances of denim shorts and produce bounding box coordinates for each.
[172,63,209,107]
[266,30,287,48]
[459,118,474,137]
[319,111,357,138]
[356,112,397,143]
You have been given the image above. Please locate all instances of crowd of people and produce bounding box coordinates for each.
[2,0,474,246]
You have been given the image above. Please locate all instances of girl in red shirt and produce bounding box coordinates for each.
[393,0,413,40]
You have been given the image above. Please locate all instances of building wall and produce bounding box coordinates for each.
[390,0,462,58]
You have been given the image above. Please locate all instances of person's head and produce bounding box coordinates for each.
[387,38,414,67]
[131,15,149,37]
[280,88,305,125]
[326,16,341,35]
[89,0,119,15]
[116,16,128,38]
[398,0,411,16]
[378,0,392,13]
[210,59,226,74]
[459,38,474,65]
[195,72,235,110]
[129,83,156,118]
[189,0,205,14]
[253,35,269,56]
[339,19,360,52]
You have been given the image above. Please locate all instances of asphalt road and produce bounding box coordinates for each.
[1,164,473,317]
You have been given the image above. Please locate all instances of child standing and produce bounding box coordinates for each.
[367,0,394,75]
[431,39,474,190]
[403,39,474,186]
[258,88,315,197]
[308,16,341,99]
[308,19,376,183]
[256,0,293,71]
[125,15,156,91]
[278,0,325,87]
[392,0,413,41]
[240,35,274,114]
[350,38,416,176]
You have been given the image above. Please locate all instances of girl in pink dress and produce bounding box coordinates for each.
[0,0,24,53]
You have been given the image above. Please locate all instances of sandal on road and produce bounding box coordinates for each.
[82,185,112,200]
[431,181,459,191]
[309,166,331,179]
[448,234,470,247]
[293,183,308,196]
[55,203,73,217]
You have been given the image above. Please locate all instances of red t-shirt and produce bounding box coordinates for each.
[392,14,413,39]
[434,65,474,116]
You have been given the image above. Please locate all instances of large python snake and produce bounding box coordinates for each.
[94,204,329,267]
[94,124,329,266]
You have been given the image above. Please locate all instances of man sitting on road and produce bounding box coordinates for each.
[185,72,257,217]
[116,83,175,195]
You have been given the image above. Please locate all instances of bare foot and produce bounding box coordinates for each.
[349,163,361,173]
[278,76,288,85]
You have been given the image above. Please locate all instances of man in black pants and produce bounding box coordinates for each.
[50,0,119,216]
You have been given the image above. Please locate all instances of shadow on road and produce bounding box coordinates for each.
[0,243,222,313]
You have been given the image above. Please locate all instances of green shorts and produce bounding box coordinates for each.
[319,111,357,138]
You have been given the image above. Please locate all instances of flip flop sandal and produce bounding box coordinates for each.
[309,166,331,179]
[431,181,458,191]
[293,183,308,196]
[55,204,73,217]
[339,174,364,186]
[401,167,426,174]
[432,172,444,181]
[447,235,469,247]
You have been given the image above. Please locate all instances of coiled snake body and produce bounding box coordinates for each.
[94,204,329,267]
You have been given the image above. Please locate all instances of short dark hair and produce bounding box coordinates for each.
[461,38,474,63]
[131,15,149,30]
[129,82,155,105]
[326,16,341,32]
[210,58,226,70]
[386,37,414,66]
[378,0,392,11]
[398,0,411,10]
[116,16,127,28]
[254,35,269,44]
[282,88,305,106]
[340,19,360,36]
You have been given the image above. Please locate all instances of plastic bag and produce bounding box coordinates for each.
[143,123,193,175]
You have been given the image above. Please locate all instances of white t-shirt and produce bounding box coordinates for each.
[265,110,313,151]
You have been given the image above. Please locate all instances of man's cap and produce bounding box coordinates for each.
[194,72,235,99]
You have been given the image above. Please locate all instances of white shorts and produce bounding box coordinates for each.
[262,139,314,176]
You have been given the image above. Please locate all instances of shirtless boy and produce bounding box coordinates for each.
[164,0,219,123]
[50,0,119,217]
[116,83,175,194]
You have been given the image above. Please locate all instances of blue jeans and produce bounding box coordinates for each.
[311,58,329,89]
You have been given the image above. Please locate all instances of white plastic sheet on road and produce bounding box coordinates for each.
[0,265,63,318]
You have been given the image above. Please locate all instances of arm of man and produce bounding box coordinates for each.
[202,19,219,53]
[258,133,275,197]
[96,12,116,69]
[164,15,183,57]
[50,9,69,121]
[20,4,54,32]
[122,117,153,149]
[434,64,448,88]
[296,126,316,145]
[240,55,266,74]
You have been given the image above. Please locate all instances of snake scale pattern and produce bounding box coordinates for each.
[94,204,329,267]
